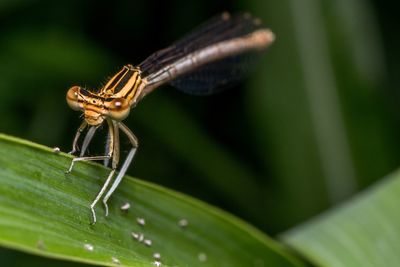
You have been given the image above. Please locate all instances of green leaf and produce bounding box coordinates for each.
[0,133,303,267]
[282,170,400,267]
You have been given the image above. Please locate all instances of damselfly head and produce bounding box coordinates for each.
[67,85,105,126]
[67,85,131,125]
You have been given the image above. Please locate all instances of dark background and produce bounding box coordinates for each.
[1,0,400,264]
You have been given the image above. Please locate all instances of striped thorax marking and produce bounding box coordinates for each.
[66,65,145,125]
[100,64,144,100]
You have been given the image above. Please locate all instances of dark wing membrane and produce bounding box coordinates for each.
[170,52,258,95]
[138,12,266,95]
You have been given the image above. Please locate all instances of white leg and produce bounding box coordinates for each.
[89,119,116,223]
[79,126,97,157]
[69,121,87,154]
[104,130,111,167]
[66,126,98,173]
[102,147,137,216]
[66,155,110,174]
[102,121,120,216]
[90,169,116,224]
[102,122,138,216]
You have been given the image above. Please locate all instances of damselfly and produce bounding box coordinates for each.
[65,12,275,224]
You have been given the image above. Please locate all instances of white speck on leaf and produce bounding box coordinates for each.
[137,217,146,226]
[112,257,120,265]
[153,252,161,260]
[84,243,94,252]
[138,233,144,242]
[131,232,139,240]
[178,218,188,228]
[120,202,130,211]
[198,252,207,262]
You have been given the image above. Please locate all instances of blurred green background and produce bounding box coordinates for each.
[1,0,400,265]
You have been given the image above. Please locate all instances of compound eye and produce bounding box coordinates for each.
[66,86,82,111]
[107,98,130,121]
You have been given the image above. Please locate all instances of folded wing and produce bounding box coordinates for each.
[138,12,274,98]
